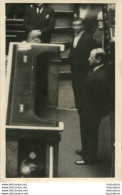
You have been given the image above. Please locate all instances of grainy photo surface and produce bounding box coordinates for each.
[5,2,115,179]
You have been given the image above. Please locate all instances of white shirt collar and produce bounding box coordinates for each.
[73,31,84,48]
[74,30,84,38]
[93,64,104,72]
[36,6,44,14]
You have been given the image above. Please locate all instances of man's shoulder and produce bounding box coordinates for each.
[96,65,108,74]
[25,5,54,14]
[92,66,108,82]
[83,66,107,84]
[78,31,93,44]
[83,31,93,39]
[25,5,35,12]
[44,6,54,13]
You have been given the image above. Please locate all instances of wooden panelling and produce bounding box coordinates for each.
[60,64,70,72]
[55,16,73,28]
[48,4,74,12]
[51,34,73,44]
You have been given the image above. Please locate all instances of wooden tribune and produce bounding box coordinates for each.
[6,42,64,178]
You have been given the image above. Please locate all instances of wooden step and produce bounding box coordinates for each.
[59,72,71,81]
[6,23,25,31]
[60,57,71,66]
[50,34,73,44]
[59,70,71,81]
[55,16,73,28]
[6,18,73,32]
[59,64,71,81]
[6,30,25,34]
[53,28,73,35]
[6,19,24,23]
[60,49,70,59]
[60,64,71,72]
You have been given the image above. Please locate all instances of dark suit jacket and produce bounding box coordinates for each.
[93,26,103,47]
[78,65,110,119]
[70,31,96,107]
[23,5,55,42]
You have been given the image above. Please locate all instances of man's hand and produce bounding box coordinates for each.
[31,38,41,43]
[31,30,41,36]
[27,30,41,43]
[37,30,41,36]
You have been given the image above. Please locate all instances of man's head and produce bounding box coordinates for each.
[89,48,106,67]
[72,18,86,35]
[97,12,103,29]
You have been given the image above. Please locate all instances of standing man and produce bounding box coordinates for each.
[23,3,55,43]
[70,17,96,108]
[75,48,110,165]
[93,11,104,48]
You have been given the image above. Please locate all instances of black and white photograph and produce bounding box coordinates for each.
[3,2,117,179]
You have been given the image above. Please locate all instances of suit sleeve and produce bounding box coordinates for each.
[23,7,33,32]
[85,37,96,59]
[80,36,96,65]
[41,9,55,35]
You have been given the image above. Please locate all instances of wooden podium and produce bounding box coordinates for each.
[6,42,64,178]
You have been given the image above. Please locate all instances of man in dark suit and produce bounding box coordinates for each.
[93,11,104,48]
[75,48,110,165]
[70,18,96,108]
[23,3,55,43]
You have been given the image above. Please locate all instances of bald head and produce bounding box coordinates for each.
[91,48,105,56]
[89,48,106,67]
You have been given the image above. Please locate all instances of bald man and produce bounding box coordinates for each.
[75,48,110,165]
